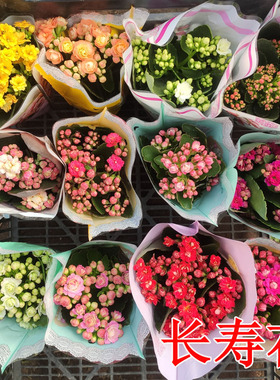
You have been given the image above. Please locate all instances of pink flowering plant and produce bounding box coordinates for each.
[52,242,133,345]
[250,244,280,341]
[224,21,280,122]
[55,123,132,218]
[0,133,62,213]
[133,227,245,338]
[35,16,129,103]
[230,134,280,235]
[141,124,224,211]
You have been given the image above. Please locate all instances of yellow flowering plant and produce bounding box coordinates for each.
[0,19,40,125]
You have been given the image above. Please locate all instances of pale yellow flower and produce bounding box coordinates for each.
[14,20,32,29]
[1,94,18,113]
[10,75,27,92]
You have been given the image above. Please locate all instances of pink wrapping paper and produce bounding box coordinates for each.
[129,221,257,380]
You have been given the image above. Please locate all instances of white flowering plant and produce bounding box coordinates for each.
[0,248,52,330]
[132,25,232,112]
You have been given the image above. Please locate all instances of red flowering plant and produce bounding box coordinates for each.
[0,130,63,217]
[229,132,280,238]
[133,227,245,338]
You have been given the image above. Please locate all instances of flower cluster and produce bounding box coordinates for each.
[0,20,39,116]
[53,246,132,344]
[0,249,52,329]
[36,17,129,102]
[134,233,243,337]
[56,125,131,217]
[132,25,232,111]
[141,125,223,210]
[0,140,61,212]
[230,141,280,232]
[251,245,280,340]
[224,23,280,122]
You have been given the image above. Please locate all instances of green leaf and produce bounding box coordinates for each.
[176,192,193,210]
[267,306,280,326]
[264,154,275,164]
[141,145,160,163]
[180,68,203,80]
[101,69,115,93]
[178,133,194,150]
[259,22,280,44]
[244,91,254,104]
[249,163,265,179]
[240,142,263,155]
[257,39,279,66]
[258,51,267,66]
[91,196,106,216]
[154,298,173,332]
[181,124,207,146]
[180,35,192,55]
[189,25,212,39]
[265,191,280,208]
[245,174,267,220]
[154,155,164,168]
[254,102,279,121]
[0,191,12,203]
[198,158,221,182]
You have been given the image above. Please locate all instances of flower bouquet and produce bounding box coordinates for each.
[246,238,280,363]
[44,240,149,363]
[52,109,142,238]
[34,9,149,114]
[123,1,260,119]
[128,105,237,225]
[0,16,50,130]
[0,129,64,219]
[229,132,280,239]
[223,1,280,131]
[0,241,55,372]
[129,222,256,380]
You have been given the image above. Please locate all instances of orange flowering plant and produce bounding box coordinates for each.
[35,16,130,103]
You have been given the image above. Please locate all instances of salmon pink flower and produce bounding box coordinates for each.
[45,49,63,65]
[73,40,95,61]
[80,311,100,332]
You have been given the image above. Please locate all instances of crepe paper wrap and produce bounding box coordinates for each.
[0,129,64,220]
[52,108,142,240]
[0,241,56,373]
[229,132,280,239]
[34,8,149,115]
[123,1,260,120]
[0,16,50,130]
[223,0,280,132]
[127,104,237,225]
[129,221,256,380]
[245,238,280,364]
[44,240,149,363]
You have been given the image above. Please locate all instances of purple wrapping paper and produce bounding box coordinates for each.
[129,221,257,380]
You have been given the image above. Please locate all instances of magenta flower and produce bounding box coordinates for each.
[105,133,122,147]
[107,154,124,171]
[80,311,100,333]
[63,273,85,298]
[95,273,109,289]
[104,320,122,344]
[68,160,86,177]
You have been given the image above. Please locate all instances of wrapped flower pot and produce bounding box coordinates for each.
[0,16,50,130]
[229,132,280,239]
[129,221,257,380]
[245,238,280,363]
[0,129,64,220]
[0,241,55,372]
[123,1,260,119]
[127,105,238,225]
[223,1,280,132]
[44,240,149,363]
[52,109,142,239]
[34,9,149,115]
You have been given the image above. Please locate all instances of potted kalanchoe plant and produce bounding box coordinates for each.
[0,16,49,129]
[229,132,280,238]
[0,242,55,372]
[0,129,64,219]
[129,222,257,380]
[123,1,260,118]
[52,110,142,238]
[44,241,148,363]
[34,9,149,114]
[128,105,238,225]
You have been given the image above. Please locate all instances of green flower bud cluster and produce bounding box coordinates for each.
[188,58,207,70]
[207,55,231,72]
[132,38,149,84]
[154,48,175,76]
[0,249,52,330]
[163,80,180,100]
[200,73,213,88]
[189,90,211,112]
[185,34,217,58]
